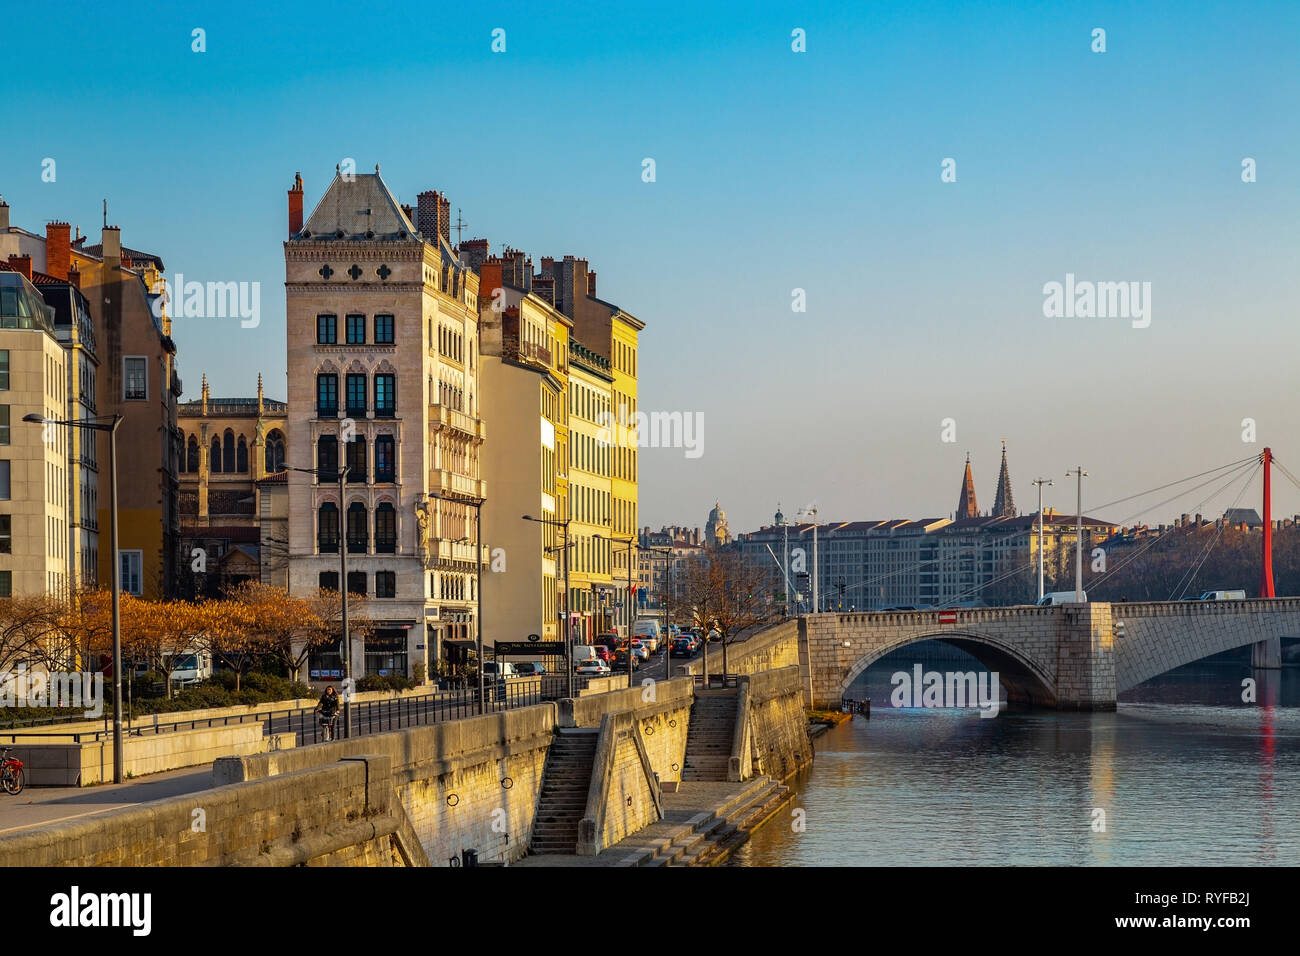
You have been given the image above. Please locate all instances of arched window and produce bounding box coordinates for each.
[185,435,199,473]
[317,502,339,553]
[346,436,367,482]
[222,430,235,473]
[210,437,222,474]
[346,502,368,554]
[375,435,395,482]
[265,429,286,473]
[236,435,248,473]
[317,435,338,480]
[375,503,397,553]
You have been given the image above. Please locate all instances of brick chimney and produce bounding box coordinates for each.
[45,222,71,281]
[416,190,451,243]
[0,197,9,231]
[400,203,414,224]
[587,271,597,298]
[6,255,32,280]
[288,173,304,238]
[479,260,504,307]
[459,238,490,273]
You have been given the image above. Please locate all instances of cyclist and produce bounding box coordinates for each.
[316,685,341,740]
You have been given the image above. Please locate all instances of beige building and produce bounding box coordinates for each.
[478,277,570,649]
[284,169,485,680]
[0,270,72,598]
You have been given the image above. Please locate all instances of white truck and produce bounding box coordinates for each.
[166,649,213,687]
[1198,589,1246,601]
[1036,591,1088,606]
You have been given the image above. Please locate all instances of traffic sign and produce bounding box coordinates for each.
[938,610,957,624]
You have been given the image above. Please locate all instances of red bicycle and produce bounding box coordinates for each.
[1,748,24,795]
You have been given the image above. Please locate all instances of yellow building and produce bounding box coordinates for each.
[566,338,614,638]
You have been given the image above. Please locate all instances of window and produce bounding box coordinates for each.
[210,436,222,473]
[0,572,9,598]
[319,571,339,591]
[124,357,147,400]
[346,436,367,482]
[347,571,366,596]
[0,515,9,553]
[374,374,395,417]
[345,374,367,417]
[374,314,394,344]
[316,374,338,416]
[222,430,236,472]
[121,550,143,596]
[318,503,339,553]
[375,503,396,553]
[317,435,339,481]
[265,430,285,472]
[0,461,8,500]
[0,351,8,389]
[236,435,248,473]
[317,314,337,345]
[0,406,8,445]
[346,314,365,344]
[375,435,395,482]
[375,571,396,598]
[347,502,368,553]
[186,436,199,472]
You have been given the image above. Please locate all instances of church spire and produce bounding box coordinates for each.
[993,439,1017,518]
[956,453,979,519]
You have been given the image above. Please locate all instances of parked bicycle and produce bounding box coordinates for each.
[1,748,25,795]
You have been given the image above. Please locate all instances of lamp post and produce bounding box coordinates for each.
[431,491,486,714]
[1066,467,1088,603]
[523,514,572,697]
[641,545,673,681]
[284,460,351,737]
[26,413,123,782]
[1032,478,1054,601]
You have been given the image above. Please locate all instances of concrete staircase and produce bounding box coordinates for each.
[529,729,598,855]
[682,689,738,781]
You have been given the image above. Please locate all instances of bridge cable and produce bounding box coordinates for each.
[1167,462,1260,601]
[1086,455,1259,515]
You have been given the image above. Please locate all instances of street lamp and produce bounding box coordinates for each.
[431,490,486,714]
[641,545,674,681]
[284,460,352,738]
[523,514,572,697]
[25,413,124,783]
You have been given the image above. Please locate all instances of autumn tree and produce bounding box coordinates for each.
[225,581,332,682]
[678,548,776,676]
[0,595,65,673]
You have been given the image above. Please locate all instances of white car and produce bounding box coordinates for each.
[575,659,611,676]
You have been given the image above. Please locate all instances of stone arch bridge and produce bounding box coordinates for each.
[709,599,1300,711]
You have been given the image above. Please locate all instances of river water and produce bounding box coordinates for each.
[729,645,1300,866]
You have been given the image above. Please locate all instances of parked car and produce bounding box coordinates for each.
[575,659,611,676]
[513,662,547,677]
[482,662,519,679]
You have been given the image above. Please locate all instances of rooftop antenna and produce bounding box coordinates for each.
[453,208,467,247]
[102,199,107,229]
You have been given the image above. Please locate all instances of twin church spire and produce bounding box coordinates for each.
[956,440,1017,519]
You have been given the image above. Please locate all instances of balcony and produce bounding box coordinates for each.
[431,402,485,441]
[431,469,486,500]
[435,539,480,563]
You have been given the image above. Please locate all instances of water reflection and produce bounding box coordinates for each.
[730,658,1300,866]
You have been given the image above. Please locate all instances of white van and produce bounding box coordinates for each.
[632,619,662,647]
[482,661,518,679]
[572,645,599,663]
[166,650,213,686]
[1198,589,1246,601]
[1036,591,1087,606]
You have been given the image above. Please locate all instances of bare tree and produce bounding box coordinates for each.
[678,549,776,677]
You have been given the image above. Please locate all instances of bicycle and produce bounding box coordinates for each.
[1,748,24,795]
[317,710,340,742]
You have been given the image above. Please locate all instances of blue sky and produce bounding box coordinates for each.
[3,0,1298,533]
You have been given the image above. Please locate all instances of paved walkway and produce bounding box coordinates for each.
[517,779,767,866]
[0,766,213,835]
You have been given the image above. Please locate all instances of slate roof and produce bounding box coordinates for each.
[299,171,418,241]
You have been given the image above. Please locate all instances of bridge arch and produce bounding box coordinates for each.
[839,630,1059,708]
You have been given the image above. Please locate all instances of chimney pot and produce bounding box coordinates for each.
[0,198,9,231]
[288,173,304,239]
